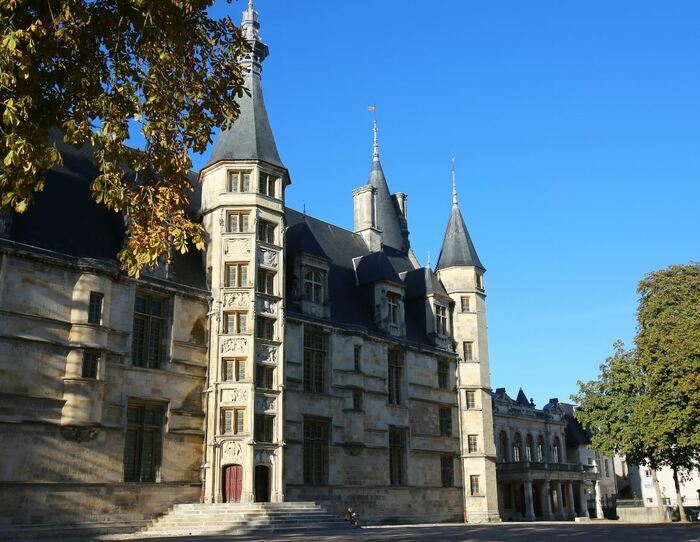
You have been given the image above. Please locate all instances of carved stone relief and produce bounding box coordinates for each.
[223,291,251,308]
[254,449,275,465]
[255,396,275,412]
[222,441,243,464]
[257,297,278,315]
[221,337,247,355]
[224,237,251,256]
[222,387,248,404]
[255,344,278,364]
[258,247,278,268]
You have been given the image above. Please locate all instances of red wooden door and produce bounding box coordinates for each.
[223,464,243,503]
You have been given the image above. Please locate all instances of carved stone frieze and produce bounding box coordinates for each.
[222,387,248,404]
[258,247,278,268]
[223,291,251,308]
[221,337,247,355]
[224,237,251,256]
[254,449,275,465]
[255,396,275,412]
[222,441,243,464]
[257,297,278,315]
[255,344,278,364]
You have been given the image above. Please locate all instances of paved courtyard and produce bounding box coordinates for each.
[20,522,700,542]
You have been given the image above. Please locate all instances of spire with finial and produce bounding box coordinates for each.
[451,155,458,206]
[427,250,431,270]
[368,105,379,159]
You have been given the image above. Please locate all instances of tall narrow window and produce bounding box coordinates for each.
[226,211,250,233]
[513,433,522,462]
[499,431,509,462]
[437,360,449,389]
[353,345,362,372]
[303,418,329,485]
[303,330,326,393]
[123,403,163,482]
[468,434,478,453]
[257,220,276,244]
[224,311,247,334]
[254,414,274,443]
[258,172,277,198]
[225,263,248,288]
[304,269,324,303]
[389,427,407,486]
[88,292,103,325]
[228,170,251,192]
[387,293,401,325]
[257,269,275,295]
[439,406,452,437]
[465,390,476,409]
[553,437,562,463]
[441,455,454,487]
[537,435,545,461]
[435,304,448,335]
[476,273,484,290]
[352,389,363,411]
[470,475,481,496]
[82,350,99,379]
[224,359,246,382]
[388,350,403,405]
[460,296,470,312]
[525,434,534,461]
[256,316,275,340]
[223,408,246,434]
[463,341,474,361]
[256,365,274,389]
[132,293,167,369]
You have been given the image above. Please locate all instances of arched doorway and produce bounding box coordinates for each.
[254,465,271,503]
[222,464,243,503]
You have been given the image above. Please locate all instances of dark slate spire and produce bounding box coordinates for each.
[435,159,484,271]
[366,118,407,253]
[206,1,284,168]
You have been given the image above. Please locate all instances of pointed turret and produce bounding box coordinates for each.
[206,1,284,168]
[364,118,408,253]
[435,160,483,270]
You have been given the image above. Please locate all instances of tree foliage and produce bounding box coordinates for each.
[574,263,700,520]
[1,0,249,276]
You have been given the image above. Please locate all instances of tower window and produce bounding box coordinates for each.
[468,434,478,453]
[124,402,164,482]
[388,427,407,486]
[441,455,454,487]
[435,304,448,335]
[303,417,329,485]
[304,330,326,393]
[353,345,362,372]
[228,170,251,192]
[463,341,474,361]
[225,262,248,288]
[256,316,275,340]
[257,220,276,244]
[476,273,484,290]
[388,350,403,405]
[258,172,277,198]
[470,475,481,496]
[257,269,275,295]
[223,359,246,382]
[439,406,452,437]
[304,268,325,303]
[437,360,449,389]
[226,211,250,233]
[460,296,470,312]
[223,408,245,434]
[88,291,103,325]
[224,311,247,334]
[82,350,99,379]
[131,292,168,369]
[254,414,275,443]
[466,391,476,409]
[256,365,274,389]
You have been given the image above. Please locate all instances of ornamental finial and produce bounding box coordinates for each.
[451,155,458,206]
[368,105,378,159]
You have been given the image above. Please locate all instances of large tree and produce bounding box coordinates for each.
[574,263,700,522]
[1,0,249,276]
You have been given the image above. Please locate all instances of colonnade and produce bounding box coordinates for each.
[497,479,590,521]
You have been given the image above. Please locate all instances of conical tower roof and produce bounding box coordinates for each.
[435,161,484,270]
[206,1,284,168]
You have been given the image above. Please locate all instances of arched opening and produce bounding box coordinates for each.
[254,464,271,502]
[222,464,243,503]
[499,431,509,462]
[536,435,545,462]
[525,434,534,462]
[513,433,522,462]
[553,437,562,463]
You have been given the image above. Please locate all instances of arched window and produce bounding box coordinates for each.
[553,436,562,463]
[525,434,534,462]
[536,435,545,462]
[512,433,522,462]
[499,431,509,463]
[304,269,324,303]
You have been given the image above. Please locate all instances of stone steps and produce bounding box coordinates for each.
[139,501,353,537]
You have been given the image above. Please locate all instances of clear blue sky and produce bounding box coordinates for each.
[188,1,700,405]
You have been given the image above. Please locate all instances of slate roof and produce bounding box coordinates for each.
[402,266,449,300]
[285,208,449,348]
[435,203,484,271]
[7,134,207,290]
[560,402,592,447]
[366,157,407,253]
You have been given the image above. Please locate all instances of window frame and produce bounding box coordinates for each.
[303,417,330,485]
[439,406,452,437]
[303,268,325,304]
[387,292,401,326]
[437,360,449,389]
[254,414,275,443]
[228,170,251,193]
[388,350,404,405]
[460,296,471,312]
[224,311,248,334]
[88,291,104,325]
[352,389,363,411]
[303,329,326,393]
[225,262,249,288]
[131,292,168,369]
[258,172,277,198]
[256,316,275,340]
[353,345,362,372]
[440,455,454,488]
[223,408,246,435]
[224,358,246,382]
[257,268,275,295]
[435,303,448,335]
[463,341,474,362]
[82,350,99,379]
[467,434,478,454]
[226,211,250,233]
[123,402,164,483]
[257,220,276,244]
[256,364,274,389]
[388,426,407,486]
[470,474,481,496]
[465,390,476,409]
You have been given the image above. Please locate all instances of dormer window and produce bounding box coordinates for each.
[228,170,251,192]
[259,172,277,198]
[435,304,448,335]
[387,292,401,325]
[304,268,325,303]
